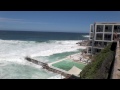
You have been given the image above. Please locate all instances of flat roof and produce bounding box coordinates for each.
[94,22,120,24]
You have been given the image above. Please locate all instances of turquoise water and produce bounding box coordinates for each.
[52,59,86,71]
[0,31,89,79]
[0,62,57,79]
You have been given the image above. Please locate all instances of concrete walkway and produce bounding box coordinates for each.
[111,41,120,79]
[48,58,67,66]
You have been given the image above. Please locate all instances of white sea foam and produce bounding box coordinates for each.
[0,39,87,79]
[0,39,85,65]
[47,74,65,79]
[82,35,90,38]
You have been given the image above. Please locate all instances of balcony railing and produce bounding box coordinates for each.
[96,37,103,40]
[105,30,112,32]
[94,44,107,48]
[114,30,120,33]
[94,44,103,48]
[104,38,111,41]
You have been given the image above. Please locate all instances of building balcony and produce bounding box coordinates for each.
[104,38,111,41]
[96,37,103,40]
[114,30,120,33]
[93,43,109,48]
[94,44,104,48]
[104,30,112,32]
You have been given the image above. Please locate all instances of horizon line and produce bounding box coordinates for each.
[0,30,89,33]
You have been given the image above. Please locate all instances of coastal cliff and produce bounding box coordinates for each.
[80,43,115,79]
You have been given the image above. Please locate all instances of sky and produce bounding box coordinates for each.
[0,11,120,33]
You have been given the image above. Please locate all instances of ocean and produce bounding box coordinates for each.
[0,30,89,79]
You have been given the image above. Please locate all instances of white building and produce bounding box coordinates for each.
[87,22,120,55]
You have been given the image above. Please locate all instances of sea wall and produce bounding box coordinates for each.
[25,57,71,78]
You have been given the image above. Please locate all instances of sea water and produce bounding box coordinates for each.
[0,30,89,79]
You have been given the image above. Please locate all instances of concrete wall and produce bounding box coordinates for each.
[111,41,120,79]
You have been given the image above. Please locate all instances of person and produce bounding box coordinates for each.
[113,32,118,40]
[80,57,82,61]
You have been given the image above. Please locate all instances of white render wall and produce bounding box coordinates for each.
[87,23,120,55]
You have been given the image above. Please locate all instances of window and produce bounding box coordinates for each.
[105,25,112,32]
[104,34,111,40]
[96,25,103,32]
[96,34,103,40]
[114,25,120,32]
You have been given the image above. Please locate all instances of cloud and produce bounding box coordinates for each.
[0,17,49,24]
[0,17,23,22]
[19,21,49,24]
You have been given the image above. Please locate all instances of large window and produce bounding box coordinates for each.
[93,48,101,54]
[104,34,111,41]
[96,34,103,40]
[94,41,103,47]
[114,25,120,32]
[103,42,107,47]
[105,25,112,32]
[96,49,101,53]
[96,25,103,32]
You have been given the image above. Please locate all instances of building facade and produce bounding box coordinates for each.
[87,22,120,55]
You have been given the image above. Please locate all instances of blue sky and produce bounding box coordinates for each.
[0,11,120,33]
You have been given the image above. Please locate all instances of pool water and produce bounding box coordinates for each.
[52,59,86,71]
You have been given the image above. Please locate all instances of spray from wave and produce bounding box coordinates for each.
[0,39,84,67]
[82,35,90,38]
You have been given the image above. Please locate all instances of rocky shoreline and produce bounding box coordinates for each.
[76,40,89,46]
[67,53,91,64]
[68,40,91,64]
